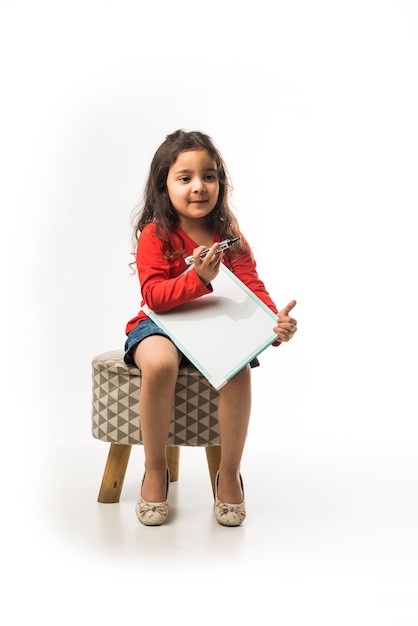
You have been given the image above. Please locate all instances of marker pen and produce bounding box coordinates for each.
[184,237,240,265]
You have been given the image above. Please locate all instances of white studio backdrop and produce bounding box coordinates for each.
[2,0,417,459]
[2,3,418,624]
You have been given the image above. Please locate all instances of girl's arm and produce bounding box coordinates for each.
[137,225,212,312]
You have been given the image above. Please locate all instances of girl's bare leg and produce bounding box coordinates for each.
[216,365,252,503]
[133,335,180,502]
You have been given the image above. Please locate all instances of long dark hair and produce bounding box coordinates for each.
[130,129,245,265]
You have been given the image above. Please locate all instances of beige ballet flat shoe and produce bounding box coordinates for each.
[136,468,170,526]
[214,470,246,527]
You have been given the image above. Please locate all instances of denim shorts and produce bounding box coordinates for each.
[124,318,173,366]
[124,317,260,369]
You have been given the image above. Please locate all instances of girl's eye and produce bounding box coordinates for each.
[177,173,217,183]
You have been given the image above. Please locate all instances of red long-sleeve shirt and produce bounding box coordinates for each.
[125,223,280,345]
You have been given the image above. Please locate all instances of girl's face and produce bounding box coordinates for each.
[166,149,219,228]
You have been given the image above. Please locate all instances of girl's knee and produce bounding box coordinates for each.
[140,353,179,381]
[133,336,180,375]
[143,348,180,382]
[234,364,251,382]
[222,364,251,391]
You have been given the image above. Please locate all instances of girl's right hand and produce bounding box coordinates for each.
[192,243,222,285]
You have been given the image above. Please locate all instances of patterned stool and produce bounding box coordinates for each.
[92,349,221,503]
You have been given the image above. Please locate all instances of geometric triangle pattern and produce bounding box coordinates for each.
[92,349,221,447]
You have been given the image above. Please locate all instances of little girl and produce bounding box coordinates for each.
[124,129,297,526]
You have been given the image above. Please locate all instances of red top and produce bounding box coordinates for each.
[126,223,280,345]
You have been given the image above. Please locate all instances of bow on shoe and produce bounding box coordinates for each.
[136,468,170,526]
[216,502,246,517]
[138,501,169,516]
[136,499,169,526]
[215,501,246,526]
[214,470,246,526]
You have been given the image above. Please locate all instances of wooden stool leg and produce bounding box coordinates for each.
[205,446,221,497]
[98,443,132,503]
[166,446,180,482]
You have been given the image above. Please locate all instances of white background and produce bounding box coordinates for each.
[2,0,418,623]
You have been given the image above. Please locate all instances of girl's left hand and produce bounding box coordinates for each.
[273,300,298,342]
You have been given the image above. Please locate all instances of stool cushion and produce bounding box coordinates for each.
[92,350,220,447]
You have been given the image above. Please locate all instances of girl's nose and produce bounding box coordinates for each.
[193,178,205,193]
